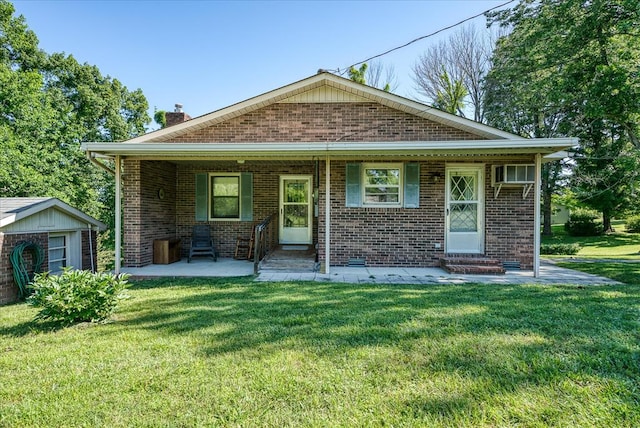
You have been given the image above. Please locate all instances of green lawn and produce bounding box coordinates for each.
[542,220,640,259]
[2,278,639,427]
[541,219,640,284]
[555,261,640,285]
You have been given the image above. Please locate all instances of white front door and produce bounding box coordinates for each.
[446,165,484,254]
[279,175,313,244]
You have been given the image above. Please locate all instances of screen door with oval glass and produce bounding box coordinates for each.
[279,175,313,244]
[445,165,484,253]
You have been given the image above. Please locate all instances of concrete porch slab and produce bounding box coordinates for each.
[121,258,254,278]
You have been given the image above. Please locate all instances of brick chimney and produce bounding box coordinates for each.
[165,103,192,127]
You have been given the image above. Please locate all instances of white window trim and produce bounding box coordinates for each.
[361,163,403,208]
[208,172,242,221]
[48,233,68,273]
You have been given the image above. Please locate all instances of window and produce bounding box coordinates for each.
[195,173,253,222]
[362,163,403,206]
[345,163,420,208]
[210,174,240,219]
[48,234,67,274]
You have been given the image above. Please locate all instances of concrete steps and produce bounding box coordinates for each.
[440,257,506,275]
[259,246,319,273]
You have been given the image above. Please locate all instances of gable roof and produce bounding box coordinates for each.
[0,198,106,230]
[82,72,577,159]
[129,72,520,143]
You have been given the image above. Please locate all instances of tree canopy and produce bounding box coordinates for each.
[0,0,150,227]
[485,0,640,230]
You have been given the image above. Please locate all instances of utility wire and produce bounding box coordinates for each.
[330,0,517,75]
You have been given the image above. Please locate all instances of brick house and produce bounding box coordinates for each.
[0,198,105,304]
[82,72,574,276]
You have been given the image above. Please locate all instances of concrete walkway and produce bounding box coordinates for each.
[256,261,621,285]
[122,258,621,285]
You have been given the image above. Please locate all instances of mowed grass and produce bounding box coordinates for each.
[542,220,640,259]
[542,219,640,284]
[555,261,640,285]
[1,277,639,427]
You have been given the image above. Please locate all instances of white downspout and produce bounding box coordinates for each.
[325,155,331,274]
[115,155,122,275]
[534,153,542,278]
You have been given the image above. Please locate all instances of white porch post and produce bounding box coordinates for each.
[114,155,122,275]
[325,155,331,274]
[534,153,542,278]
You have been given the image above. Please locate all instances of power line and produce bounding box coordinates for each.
[330,0,517,75]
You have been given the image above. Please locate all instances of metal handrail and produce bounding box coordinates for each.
[253,212,278,274]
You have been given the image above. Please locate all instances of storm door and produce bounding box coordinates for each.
[279,175,313,244]
[445,165,484,254]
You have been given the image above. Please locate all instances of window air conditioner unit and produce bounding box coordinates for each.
[492,164,535,199]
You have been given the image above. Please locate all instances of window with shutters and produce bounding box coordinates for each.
[209,174,240,219]
[362,163,403,207]
[345,163,420,209]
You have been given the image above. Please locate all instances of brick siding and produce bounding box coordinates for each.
[0,233,48,305]
[163,103,483,143]
[317,158,535,269]
[121,102,537,270]
[123,160,177,267]
[317,160,445,267]
[125,157,535,270]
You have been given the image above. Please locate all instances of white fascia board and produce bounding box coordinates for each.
[0,214,17,228]
[0,198,107,230]
[82,138,577,159]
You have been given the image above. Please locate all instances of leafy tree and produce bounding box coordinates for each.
[348,63,367,85]
[154,108,167,128]
[485,0,640,232]
[0,0,150,264]
[433,67,468,115]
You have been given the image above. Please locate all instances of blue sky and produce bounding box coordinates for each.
[13,0,508,125]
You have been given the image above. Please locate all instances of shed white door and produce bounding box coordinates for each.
[445,165,484,254]
[279,175,313,244]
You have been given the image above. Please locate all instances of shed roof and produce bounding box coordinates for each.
[0,198,106,230]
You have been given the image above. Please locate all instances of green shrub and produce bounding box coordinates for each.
[28,269,130,324]
[626,215,640,233]
[540,243,581,255]
[564,209,604,236]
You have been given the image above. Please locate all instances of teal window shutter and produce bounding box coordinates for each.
[404,163,420,208]
[240,172,253,221]
[345,163,362,207]
[195,173,208,221]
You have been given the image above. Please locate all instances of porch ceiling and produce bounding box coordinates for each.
[82,139,577,162]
